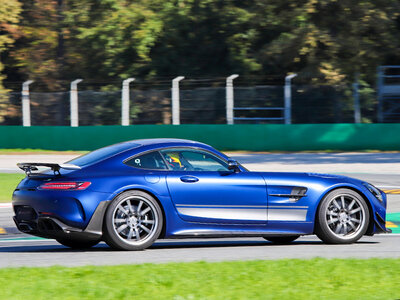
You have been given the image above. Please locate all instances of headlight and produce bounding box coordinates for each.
[363,183,383,202]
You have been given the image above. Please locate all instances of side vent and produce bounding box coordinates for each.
[269,187,307,202]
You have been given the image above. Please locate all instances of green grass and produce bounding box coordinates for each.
[0,259,398,299]
[0,173,25,202]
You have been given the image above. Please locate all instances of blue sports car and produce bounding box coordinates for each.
[12,139,390,250]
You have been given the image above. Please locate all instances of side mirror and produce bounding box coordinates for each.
[227,159,240,173]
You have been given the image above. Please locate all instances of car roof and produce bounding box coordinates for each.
[104,138,226,165]
[114,138,209,150]
[68,139,218,169]
[112,138,216,156]
[133,138,204,146]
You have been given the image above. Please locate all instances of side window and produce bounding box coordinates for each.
[125,151,167,170]
[160,149,229,171]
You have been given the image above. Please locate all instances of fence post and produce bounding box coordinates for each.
[172,76,184,125]
[353,73,361,123]
[284,74,297,124]
[226,74,239,125]
[70,79,82,127]
[377,66,384,123]
[121,78,135,126]
[21,80,34,127]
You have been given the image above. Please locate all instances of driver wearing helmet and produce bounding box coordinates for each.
[165,152,183,170]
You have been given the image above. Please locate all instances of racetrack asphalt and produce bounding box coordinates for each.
[0,152,399,267]
[0,235,399,268]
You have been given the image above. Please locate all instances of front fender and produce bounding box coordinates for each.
[312,182,387,235]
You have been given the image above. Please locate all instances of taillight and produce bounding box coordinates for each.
[38,182,91,191]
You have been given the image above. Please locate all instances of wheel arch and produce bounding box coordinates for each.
[313,185,374,235]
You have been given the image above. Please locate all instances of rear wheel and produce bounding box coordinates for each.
[315,188,369,244]
[56,238,100,249]
[103,191,163,251]
[263,235,299,244]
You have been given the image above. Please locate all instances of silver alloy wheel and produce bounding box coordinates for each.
[325,194,366,240]
[112,195,158,246]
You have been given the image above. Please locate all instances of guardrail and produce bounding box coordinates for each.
[1,124,399,151]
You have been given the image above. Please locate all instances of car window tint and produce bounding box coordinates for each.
[125,151,167,170]
[160,149,229,171]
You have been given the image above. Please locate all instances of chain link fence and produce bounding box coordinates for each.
[0,78,379,126]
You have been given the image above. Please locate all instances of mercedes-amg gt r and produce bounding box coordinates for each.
[12,139,390,250]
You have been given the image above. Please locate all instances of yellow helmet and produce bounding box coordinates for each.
[166,152,182,168]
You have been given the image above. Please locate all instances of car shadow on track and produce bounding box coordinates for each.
[0,239,378,253]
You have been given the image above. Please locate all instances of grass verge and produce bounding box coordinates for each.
[0,258,399,299]
[0,173,25,202]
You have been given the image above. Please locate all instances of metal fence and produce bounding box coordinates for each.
[0,75,382,126]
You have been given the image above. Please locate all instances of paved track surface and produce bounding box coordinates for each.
[1,152,400,267]
[0,235,399,268]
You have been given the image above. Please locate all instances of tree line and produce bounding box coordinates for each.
[1,0,400,93]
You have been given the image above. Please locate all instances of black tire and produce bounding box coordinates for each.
[56,238,100,249]
[103,190,163,251]
[315,188,369,244]
[263,235,300,244]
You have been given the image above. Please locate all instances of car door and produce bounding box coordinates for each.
[161,148,268,224]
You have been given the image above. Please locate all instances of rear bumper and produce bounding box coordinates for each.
[12,189,111,229]
[13,201,110,241]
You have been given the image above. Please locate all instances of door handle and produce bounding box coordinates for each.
[180,176,199,183]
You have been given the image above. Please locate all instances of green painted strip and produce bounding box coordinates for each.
[2,123,400,151]
[387,212,400,221]
[0,236,45,241]
[387,213,400,234]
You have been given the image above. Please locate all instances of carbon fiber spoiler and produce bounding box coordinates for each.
[17,162,81,176]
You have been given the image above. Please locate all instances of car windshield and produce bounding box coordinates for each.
[67,142,140,167]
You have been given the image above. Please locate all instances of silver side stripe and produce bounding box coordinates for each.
[268,209,307,221]
[176,205,309,222]
[269,205,309,209]
[177,207,267,221]
[176,204,268,208]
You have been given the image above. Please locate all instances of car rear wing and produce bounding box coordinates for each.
[17,162,81,176]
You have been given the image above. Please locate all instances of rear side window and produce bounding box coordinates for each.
[125,151,167,170]
[68,142,140,167]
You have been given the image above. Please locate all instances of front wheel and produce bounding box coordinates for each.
[315,188,369,244]
[103,191,163,251]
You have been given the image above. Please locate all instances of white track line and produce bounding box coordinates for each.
[0,239,56,243]
[378,186,400,189]
[0,203,11,209]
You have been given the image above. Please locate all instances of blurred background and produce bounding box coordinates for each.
[2,0,400,126]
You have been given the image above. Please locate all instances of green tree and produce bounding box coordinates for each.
[252,0,400,84]
[148,0,259,77]
[11,0,63,90]
[64,0,163,83]
[0,0,21,122]
[5,0,400,90]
